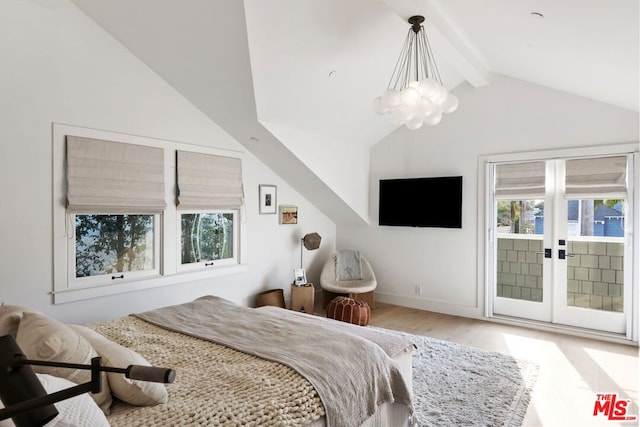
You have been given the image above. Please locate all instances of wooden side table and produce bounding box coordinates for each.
[290,283,315,313]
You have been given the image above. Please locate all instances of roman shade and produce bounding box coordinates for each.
[494,161,545,199]
[66,136,165,213]
[176,151,243,210]
[565,156,627,198]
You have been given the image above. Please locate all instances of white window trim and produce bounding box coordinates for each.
[52,123,247,304]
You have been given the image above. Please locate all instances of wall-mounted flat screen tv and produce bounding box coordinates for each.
[379,176,462,228]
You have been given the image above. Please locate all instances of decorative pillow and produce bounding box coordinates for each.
[71,325,168,406]
[0,304,42,337]
[15,312,112,413]
[0,374,110,427]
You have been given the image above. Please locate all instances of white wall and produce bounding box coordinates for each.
[261,120,371,222]
[340,75,639,318]
[0,0,335,324]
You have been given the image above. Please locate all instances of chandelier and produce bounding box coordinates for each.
[372,15,459,130]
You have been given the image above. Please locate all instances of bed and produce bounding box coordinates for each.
[0,296,415,427]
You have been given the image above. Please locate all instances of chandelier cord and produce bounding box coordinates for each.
[387,29,412,90]
[387,24,444,90]
[419,26,443,85]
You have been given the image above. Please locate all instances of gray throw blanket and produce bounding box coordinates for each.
[135,296,413,427]
[258,306,415,359]
[337,249,362,280]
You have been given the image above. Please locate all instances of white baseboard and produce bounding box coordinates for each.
[373,292,637,345]
[375,292,483,319]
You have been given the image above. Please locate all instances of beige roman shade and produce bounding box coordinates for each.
[494,161,546,199]
[66,136,165,213]
[176,151,243,210]
[565,156,627,198]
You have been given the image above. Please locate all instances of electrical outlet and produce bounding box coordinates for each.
[414,285,422,295]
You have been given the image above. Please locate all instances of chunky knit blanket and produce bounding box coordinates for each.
[132,296,413,427]
[93,315,325,426]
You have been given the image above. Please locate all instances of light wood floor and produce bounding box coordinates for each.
[319,301,639,427]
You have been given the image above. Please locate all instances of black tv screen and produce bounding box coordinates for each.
[379,176,462,228]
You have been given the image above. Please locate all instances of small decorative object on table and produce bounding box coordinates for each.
[293,268,307,286]
[326,296,370,326]
[291,283,314,313]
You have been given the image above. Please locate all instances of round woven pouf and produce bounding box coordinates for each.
[326,296,370,326]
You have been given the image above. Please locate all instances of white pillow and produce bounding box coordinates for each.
[0,374,110,427]
[0,304,42,337]
[15,312,112,413]
[71,325,168,406]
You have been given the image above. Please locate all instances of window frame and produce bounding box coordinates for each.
[67,212,162,288]
[177,209,239,272]
[53,123,247,304]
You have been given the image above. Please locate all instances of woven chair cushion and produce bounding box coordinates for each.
[326,297,370,326]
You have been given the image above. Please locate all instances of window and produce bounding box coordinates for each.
[494,161,546,237]
[63,135,165,288]
[175,150,243,271]
[53,124,246,303]
[179,211,237,270]
[70,214,160,286]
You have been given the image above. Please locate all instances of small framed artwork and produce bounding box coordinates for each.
[293,268,307,286]
[279,205,298,224]
[259,185,277,214]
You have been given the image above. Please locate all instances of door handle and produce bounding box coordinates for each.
[558,249,576,259]
[536,248,552,258]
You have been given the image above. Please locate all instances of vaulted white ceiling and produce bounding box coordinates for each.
[71,0,639,224]
[245,0,637,142]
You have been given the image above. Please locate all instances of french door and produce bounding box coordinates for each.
[488,153,635,336]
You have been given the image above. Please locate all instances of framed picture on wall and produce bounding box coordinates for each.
[279,205,298,224]
[259,185,277,214]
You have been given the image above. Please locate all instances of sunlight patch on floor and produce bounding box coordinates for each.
[501,332,639,426]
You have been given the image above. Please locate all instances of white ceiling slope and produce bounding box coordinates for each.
[70,0,639,225]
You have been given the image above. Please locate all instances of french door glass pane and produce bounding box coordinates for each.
[496,199,544,302]
[566,199,625,312]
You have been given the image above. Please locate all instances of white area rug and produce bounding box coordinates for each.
[392,331,538,427]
